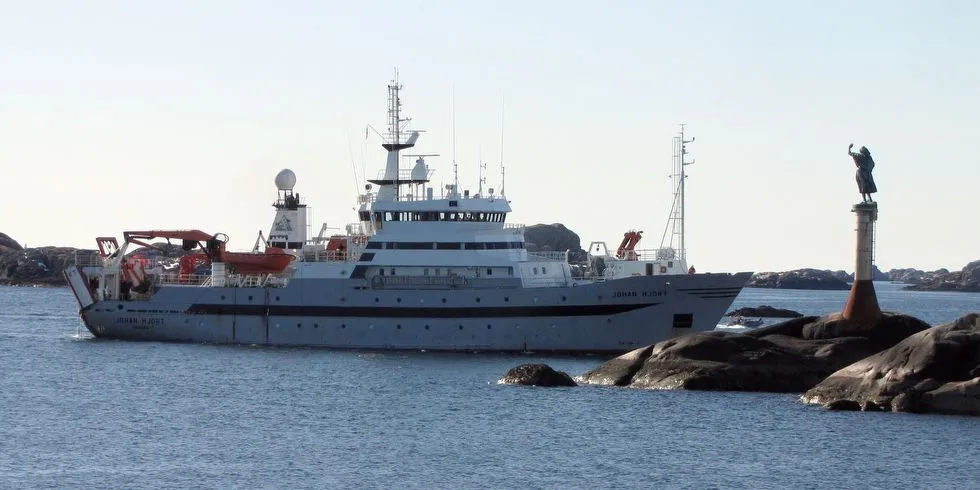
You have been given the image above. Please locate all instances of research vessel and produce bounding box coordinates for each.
[64,77,751,353]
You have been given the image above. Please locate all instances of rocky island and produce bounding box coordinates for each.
[745,269,851,290]
[0,232,90,287]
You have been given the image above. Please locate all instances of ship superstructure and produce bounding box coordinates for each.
[64,76,751,353]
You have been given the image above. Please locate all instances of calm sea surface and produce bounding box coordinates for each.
[1,283,978,489]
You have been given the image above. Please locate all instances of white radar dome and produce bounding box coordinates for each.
[275,168,297,190]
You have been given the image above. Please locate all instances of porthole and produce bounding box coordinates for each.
[248,295,253,301]
[297,323,302,328]
[275,296,280,301]
[314,323,319,328]
[458,325,463,330]
[220,295,226,300]
[397,298,402,303]
[397,324,402,330]
[486,325,492,330]
[341,324,347,329]
[504,297,510,302]
[424,325,430,330]
[375,297,380,303]
[561,296,567,301]
[441,298,447,303]
[475,297,481,303]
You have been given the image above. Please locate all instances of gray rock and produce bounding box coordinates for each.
[903,261,980,292]
[746,269,851,290]
[0,232,23,253]
[0,245,92,286]
[726,305,803,318]
[802,313,980,416]
[524,224,588,263]
[499,363,577,387]
[580,313,929,393]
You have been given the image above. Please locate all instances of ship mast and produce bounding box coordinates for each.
[373,71,419,201]
[660,125,694,264]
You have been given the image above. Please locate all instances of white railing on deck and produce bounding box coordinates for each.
[527,251,569,262]
[302,250,363,263]
[74,251,105,267]
[602,248,686,262]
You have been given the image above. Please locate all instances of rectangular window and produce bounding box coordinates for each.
[672,313,694,329]
[533,267,538,275]
[365,242,383,250]
[423,269,429,276]
[542,267,547,274]
[435,268,441,276]
[390,268,396,275]
[379,268,385,276]
[487,268,492,276]
[464,242,484,250]
[436,242,461,250]
[395,242,433,250]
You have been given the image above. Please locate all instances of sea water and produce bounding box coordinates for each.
[1,284,978,489]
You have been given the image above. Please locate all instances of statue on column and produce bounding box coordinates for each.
[848,143,877,203]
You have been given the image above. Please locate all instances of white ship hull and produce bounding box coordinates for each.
[73,273,750,353]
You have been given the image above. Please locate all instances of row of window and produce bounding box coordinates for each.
[379,267,510,277]
[365,241,526,250]
[358,211,508,223]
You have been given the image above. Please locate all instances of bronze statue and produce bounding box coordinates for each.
[848,143,877,203]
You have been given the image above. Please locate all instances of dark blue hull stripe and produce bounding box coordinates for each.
[185,303,661,318]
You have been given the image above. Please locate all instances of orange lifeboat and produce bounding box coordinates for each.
[221,247,295,274]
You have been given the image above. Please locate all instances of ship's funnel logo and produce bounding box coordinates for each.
[274,216,293,232]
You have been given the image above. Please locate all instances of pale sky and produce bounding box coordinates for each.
[2,1,978,273]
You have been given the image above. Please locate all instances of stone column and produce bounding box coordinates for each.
[842,202,881,326]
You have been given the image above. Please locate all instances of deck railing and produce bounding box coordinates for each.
[527,251,569,262]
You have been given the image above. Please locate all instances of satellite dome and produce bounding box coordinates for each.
[275,169,297,191]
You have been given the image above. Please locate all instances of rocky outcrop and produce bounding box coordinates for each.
[0,232,23,253]
[885,267,929,284]
[745,269,851,290]
[580,313,929,392]
[524,224,588,263]
[0,245,90,286]
[870,265,889,281]
[499,364,577,387]
[803,313,980,415]
[903,261,980,292]
[726,305,803,318]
